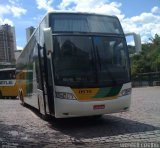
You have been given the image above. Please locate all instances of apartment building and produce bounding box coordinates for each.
[0,24,16,63]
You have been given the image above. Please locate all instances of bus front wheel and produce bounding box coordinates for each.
[0,91,2,99]
[19,92,25,106]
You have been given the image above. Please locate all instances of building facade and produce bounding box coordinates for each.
[26,26,35,42]
[0,24,16,63]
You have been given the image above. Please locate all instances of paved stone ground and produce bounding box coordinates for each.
[0,87,160,148]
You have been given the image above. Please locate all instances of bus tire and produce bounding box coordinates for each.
[92,115,103,119]
[20,92,25,106]
[41,114,50,121]
[0,91,2,99]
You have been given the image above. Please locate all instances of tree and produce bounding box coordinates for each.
[131,34,160,78]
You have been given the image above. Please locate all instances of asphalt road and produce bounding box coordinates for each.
[0,87,160,148]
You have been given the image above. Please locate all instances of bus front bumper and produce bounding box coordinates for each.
[54,95,131,118]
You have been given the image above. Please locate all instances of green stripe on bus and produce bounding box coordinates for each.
[107,86,122,97]
[93,86,122,98]
[93,88,111,98]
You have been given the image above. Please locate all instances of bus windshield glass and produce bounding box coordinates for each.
[49,13,123,34]
[0,69,16,80]
[52,36,130,87]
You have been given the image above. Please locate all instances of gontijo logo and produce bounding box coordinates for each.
[0,80,16,86]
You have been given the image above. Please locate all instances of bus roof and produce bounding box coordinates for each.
[47,11,117,18]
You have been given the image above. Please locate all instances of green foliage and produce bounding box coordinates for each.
[131,34,160,78]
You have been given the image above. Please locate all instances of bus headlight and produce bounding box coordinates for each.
[119,88,132,97]
[55,92,77,100]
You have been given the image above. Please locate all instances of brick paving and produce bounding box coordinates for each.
[0,87,160,147]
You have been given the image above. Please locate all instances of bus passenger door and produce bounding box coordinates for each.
[37,44,54,115]
[43,44,55,115]
[36,44,47,115]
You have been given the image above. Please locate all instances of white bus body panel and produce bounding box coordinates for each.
[24,94,39,109]
[54,83,131,118]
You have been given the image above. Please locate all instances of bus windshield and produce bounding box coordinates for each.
[49,13,123,34]
[52,35,130,87]
[0,69,16,80]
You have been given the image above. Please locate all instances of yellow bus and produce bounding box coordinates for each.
[0,68,18,98]
[16,12,141,118]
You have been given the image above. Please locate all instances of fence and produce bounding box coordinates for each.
[132,72,160,87]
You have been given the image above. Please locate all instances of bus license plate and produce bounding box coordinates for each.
[93,105,105,110]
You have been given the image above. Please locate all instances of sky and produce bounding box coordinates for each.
[0,0,159,50]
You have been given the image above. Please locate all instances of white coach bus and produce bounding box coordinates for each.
[16,12,141,118]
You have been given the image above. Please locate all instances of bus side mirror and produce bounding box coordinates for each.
[125,33,142,54]
[43,28,53,54]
